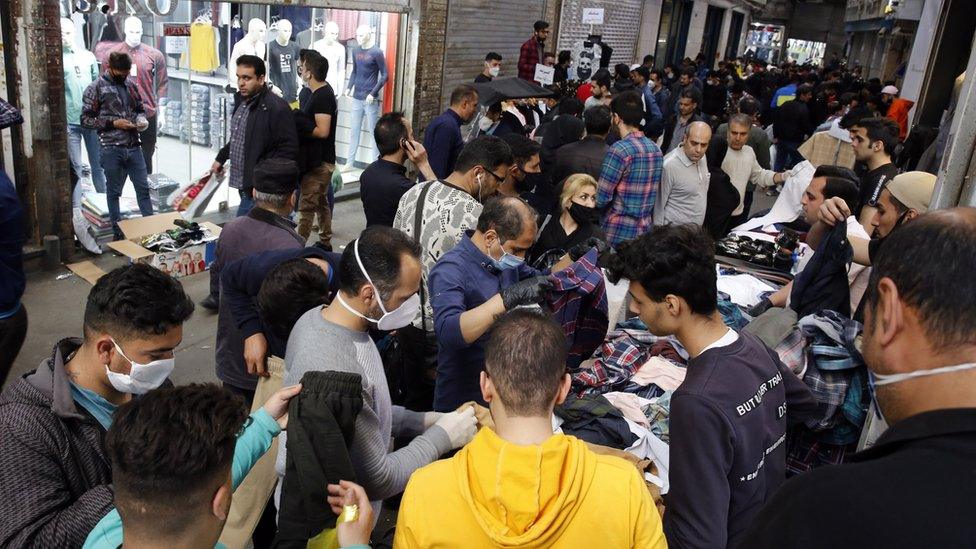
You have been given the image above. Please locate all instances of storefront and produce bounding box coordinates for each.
[785,38,825,66]
[58,0,412,234]
[556,0,646,71]
[745,22,783,65]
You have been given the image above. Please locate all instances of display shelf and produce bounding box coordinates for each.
[168,67,231,88]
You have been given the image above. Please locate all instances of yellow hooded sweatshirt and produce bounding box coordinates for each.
[394,427,667,548]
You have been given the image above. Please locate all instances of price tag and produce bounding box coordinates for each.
[582,7,605,25]
[534,64,555,85]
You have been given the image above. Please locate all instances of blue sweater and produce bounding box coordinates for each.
[428,232,540,411]
[423,109,464,180]
[0,172,24,317]
[347,46,388,101]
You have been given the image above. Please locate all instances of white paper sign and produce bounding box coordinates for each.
[534,64,555,85]
[166,35,188,54]
[582,7,605,25]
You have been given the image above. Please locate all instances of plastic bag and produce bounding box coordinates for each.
[168,171,222,218]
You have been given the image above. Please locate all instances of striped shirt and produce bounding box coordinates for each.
[597,131,664,246]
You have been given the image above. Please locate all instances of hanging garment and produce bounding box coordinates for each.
[274,370,363,547]
[790,222,852,319]
[187,22,219,72]
[546,248,608,370]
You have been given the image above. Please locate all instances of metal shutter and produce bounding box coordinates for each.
[441,0,547,110]
[557,0,645,67]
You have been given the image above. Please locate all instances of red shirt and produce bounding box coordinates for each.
[577,82,593,103]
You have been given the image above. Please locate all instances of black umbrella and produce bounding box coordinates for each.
[473,77,555,106]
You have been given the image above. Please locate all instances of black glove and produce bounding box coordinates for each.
[500,276,553,310]
[567,237,610,262]
[746,297,773,318]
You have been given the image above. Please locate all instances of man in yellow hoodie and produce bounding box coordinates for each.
[394,309,666,548]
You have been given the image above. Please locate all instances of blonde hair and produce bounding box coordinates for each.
[560,174,598,210]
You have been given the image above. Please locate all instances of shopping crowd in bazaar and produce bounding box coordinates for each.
[1,15,974,549]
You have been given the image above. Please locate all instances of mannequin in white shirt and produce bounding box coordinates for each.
[313,21,346,94]
[228,19,267,88]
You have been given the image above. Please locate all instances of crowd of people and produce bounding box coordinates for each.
[1,16,974,549]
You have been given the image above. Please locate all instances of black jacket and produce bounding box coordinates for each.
[216,86,299,192]
[738,409,976,548]
[773,98,812,143]
[551,135,608,190]
[790,221,852,318]
[662,112,706,155]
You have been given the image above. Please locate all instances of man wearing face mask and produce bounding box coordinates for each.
[497,133,543,200]
[428,197,557,412]
[475,52,502,83]
[0,263,194,547]
[81,52,153,240]
[281,226,478,514]
[740,207,976,548]
[392,137,513,411]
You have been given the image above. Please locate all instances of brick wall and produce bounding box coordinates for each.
[412,0,448,136]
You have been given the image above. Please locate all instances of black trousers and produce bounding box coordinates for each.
[391,325,437,412]
[274,370,363,547]
[140,115,157,174]
[727,188,755,229]
[0,305,28,387]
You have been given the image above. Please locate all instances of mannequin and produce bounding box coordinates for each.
[228,18,267,88]
[343,24,387,170]
[267,19,301,103]
[312,21,345,95]
[96,16,167,174]
[62,17,105,197]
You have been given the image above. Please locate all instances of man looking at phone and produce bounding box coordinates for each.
[360,112,437,227]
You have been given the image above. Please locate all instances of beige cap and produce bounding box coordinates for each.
[886,171,937,213]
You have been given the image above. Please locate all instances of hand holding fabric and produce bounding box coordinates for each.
[567,237,609,262]
[262,383,302,429]
[434,407,477,449]
[500,276,553,310]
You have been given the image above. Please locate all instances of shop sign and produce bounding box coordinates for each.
[534,64,555,85]
[72,0,179,16]
[163,24,190,54]
[581,8,605,25]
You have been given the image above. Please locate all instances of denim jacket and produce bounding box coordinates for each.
[81,72,145,148]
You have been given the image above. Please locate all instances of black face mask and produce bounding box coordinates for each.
[516,171,542,194]
[111,72,128,84]
[568,201,600,225]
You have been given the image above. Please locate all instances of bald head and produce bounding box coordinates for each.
[682,121,712,163]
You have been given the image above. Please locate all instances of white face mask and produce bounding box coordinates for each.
[871,362,976,387]
[336,238,419,331]
[106,340,175,394]
[489,66,500,78]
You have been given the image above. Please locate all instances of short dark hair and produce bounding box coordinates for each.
[484,309,567,416]
[851,117,900,156]
[865,209,976,350]
[534,20,550,32]
[649,69,664,81]
[450,84,478,107]
[813,164,858,183]
[679,87,702,106]
[643,54,654,64]
[236,54,266,77]
[584,105,612,135]
[738,97,761,116]
[558,97,584,117]
[108,52,132,72]
[821,176,860,213]
[499,133,541,167]
[797,84,814,97]
[83,264,194,340]
[374,111,409,156]
[476,196,534,241]
[604,224,717,315]
[610,90,644,127]
[485,52,502,63]
[298,49,321,63]
[591,69,613,90]
[454,135,514,173]
[338,226,421,297]
[680,67,696,79]
[258,258,333,339]
[304,54,329,82]
[108,384,247,539]
[558,50,572,64]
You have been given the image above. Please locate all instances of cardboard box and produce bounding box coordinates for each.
[107,212,221,279]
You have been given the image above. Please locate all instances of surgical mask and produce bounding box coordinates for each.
[106,340,174,394]
[568,202,600,225]
[489,66,500,78]
[489,237,524,270]
[335,238,420,331]
[868,362,976,423]
[478,116,495,132]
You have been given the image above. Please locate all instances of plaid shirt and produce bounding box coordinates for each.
[228,97,252,190]
[547,249,608,369]
[597,131,663,246]
[571,329,660,395]
[517,36,543,81]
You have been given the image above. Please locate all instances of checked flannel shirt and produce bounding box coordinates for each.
[546,248,608,370]
[517,36,543,81]
[571,329,659,395]
[597,131,663,246]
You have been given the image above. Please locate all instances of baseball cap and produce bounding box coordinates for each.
[886,171,937,213]
[252,158,300,195]
[629,63,641,72]
[881,85,899,95]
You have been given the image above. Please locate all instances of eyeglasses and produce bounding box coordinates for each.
[480,167,506,184]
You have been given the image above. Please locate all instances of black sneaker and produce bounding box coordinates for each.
[200,294,219,311]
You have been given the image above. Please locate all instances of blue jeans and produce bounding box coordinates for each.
[347,97,379,167]
[102,145,152,238]
[775,140,802,172]
[67,123,106,192]
[237,188,255,217]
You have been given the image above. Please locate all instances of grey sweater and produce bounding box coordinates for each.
[277,307,452,508]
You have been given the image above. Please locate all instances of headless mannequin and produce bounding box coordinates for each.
[313,21,346,93]
[228,19,267,88]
